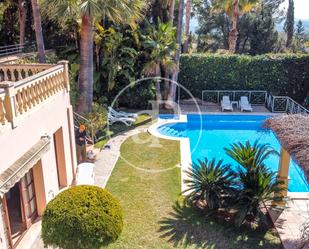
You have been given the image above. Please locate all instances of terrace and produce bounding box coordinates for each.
[0,61,70,130]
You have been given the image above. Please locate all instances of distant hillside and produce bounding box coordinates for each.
[277,19,309,33]
[190,17,309,34]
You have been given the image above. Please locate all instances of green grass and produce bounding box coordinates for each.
[94,114,152,149]
[105,133,282,249]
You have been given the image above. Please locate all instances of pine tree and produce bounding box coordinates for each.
[284,0,294,48]
[293,20,306,52]
[295,20,305,40]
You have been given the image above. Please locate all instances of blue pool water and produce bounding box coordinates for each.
[158,114,309,192]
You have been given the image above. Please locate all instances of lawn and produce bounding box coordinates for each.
[94,114,152,149]
[105,132,282,249]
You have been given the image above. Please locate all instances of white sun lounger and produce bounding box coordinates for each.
[108,113,135,126]
[108,107,138,119]
[239,96,253,112]
[221,96,233,111]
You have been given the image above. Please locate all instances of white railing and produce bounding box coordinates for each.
[266,94,309,114]
[202,90,268,105]
[202,90,309,114]
[0,43,35,57]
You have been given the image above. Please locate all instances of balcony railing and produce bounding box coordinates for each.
[202,90,309,114]
[0,64,54,81]
[0,61,70,129]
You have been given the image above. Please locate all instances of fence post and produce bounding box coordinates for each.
[0,81,17,128]
[285,98,289,113]
[272,97,275,112]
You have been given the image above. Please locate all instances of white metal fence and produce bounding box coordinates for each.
[0,43,35,57]
[202,90,309,114]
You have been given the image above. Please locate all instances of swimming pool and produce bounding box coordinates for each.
[157,114,309,192]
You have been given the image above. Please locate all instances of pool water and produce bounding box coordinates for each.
[158,114,309,192]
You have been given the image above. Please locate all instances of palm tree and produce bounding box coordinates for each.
[31,0,45,62]
[183,0,191,53]
[42,0,144,113]
[166,0,185,105]
[225,140,277,170]
[142,20,177,101]
[183,158,236,210]
[225,141,284,226]
[214,0,260,53]
[18,0,27,46]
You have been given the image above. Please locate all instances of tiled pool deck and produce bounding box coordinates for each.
[267,196,309,249]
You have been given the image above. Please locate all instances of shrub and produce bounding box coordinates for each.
[84,102,108,134]
[179,53,309,104]
[225,141,283,227]
[183,158,235,210]
[185,141,283,228]
[42,185,123,249]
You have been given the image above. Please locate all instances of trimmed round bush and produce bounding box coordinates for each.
[42,185,123,249]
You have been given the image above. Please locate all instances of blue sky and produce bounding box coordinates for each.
[282,0,309,20]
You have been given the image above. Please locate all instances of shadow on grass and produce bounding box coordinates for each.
[158,201,282,249]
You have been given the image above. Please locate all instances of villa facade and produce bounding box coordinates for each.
[0,61,77,248]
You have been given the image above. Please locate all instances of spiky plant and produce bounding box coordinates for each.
[183,158,236,210]
[225,140,278,171]
[225,140,284,226]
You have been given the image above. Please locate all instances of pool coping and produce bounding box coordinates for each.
[148,114,309,198]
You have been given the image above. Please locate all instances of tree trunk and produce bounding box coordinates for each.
[166,0,185,107]
[168,0,176,21]
[76,15,94,113]
[18,0,27,46]
[228,0,239,54]
[155,62,162,102]
[31,0,45,62]
[183,0,191,53]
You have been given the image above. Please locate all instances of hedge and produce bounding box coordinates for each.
[42,185,123,249]
[178,54,309,104]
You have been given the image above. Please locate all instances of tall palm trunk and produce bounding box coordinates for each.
[18,0,27,46]
[169,0,176,21]
[31,0,45,62]
[155,62,162,101]
[228,0,239,54]
[183,0,191,53]
[76,15,94,113]
[164,0,176,101]
[166,0,185,107]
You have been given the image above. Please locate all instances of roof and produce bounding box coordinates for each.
[0,137,50,196]
[264,114,309,182]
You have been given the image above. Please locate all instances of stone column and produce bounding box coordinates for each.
[273,147,290,206]
[0,81,17,128]
[57,60,70,92]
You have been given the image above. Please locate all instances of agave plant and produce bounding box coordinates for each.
[225,140,284,226]
[183,158,236,210]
